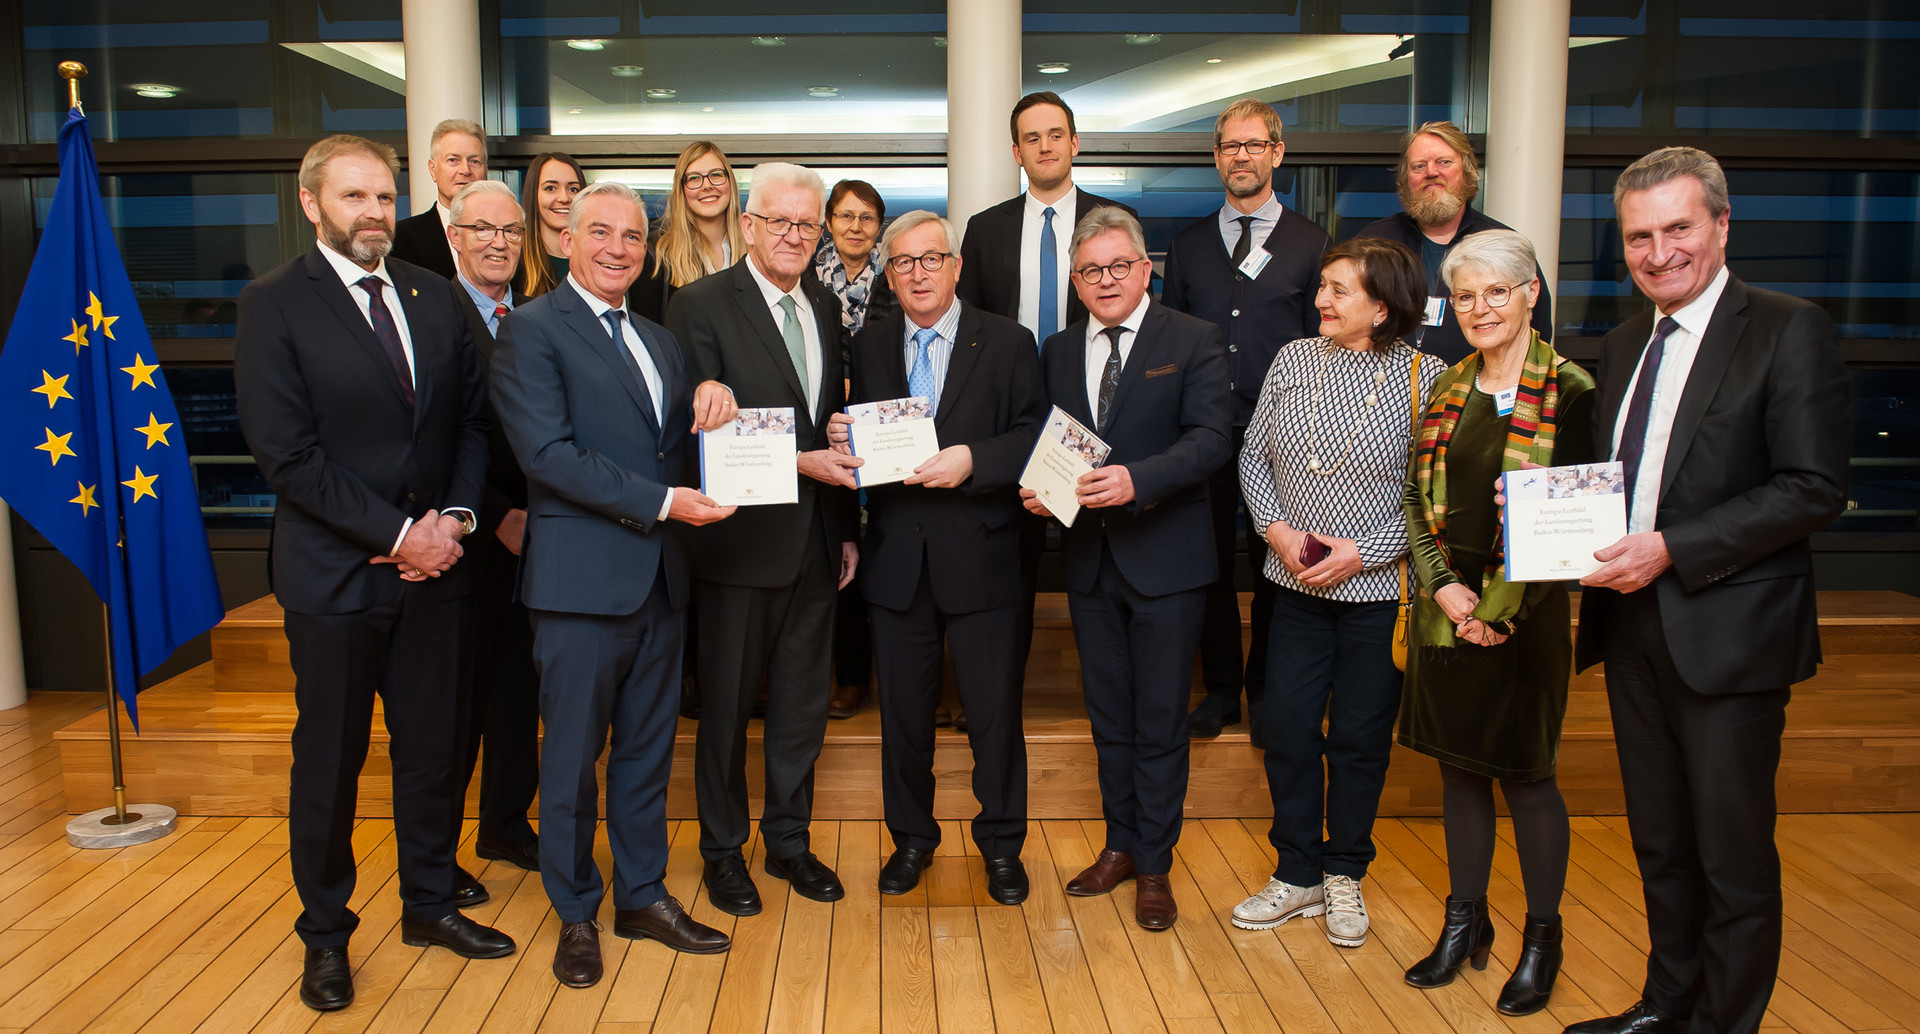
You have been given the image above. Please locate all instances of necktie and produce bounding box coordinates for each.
[1616,316,1681,511]
[907,327,938,410]
[604,309,658,421]
[1230,216,1255,265]
[1037,206,1059,349]
[356,276,413,406]
[493,303,509,320]
[778,294,810,401]
[1096,325,1125,434]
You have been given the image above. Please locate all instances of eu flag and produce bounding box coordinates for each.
[0,106,225,730]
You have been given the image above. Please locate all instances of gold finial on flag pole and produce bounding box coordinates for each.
[58,61,86,112]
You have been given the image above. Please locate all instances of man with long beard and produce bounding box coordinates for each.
[1355,120,1553,364]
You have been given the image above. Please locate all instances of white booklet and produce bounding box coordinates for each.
[1019,406,1111,528]
[698,407,798,507]
[1501,461,1628,582]
[846,396,940,487]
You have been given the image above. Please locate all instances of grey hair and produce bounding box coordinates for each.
[878,210,955,258]
[1439,228,1537,292]
[566,179,648,238]
[1070,206,1147,263]
[1613,146,1729,218]
[744,162,827,222]
[448,179,521,226]
[430,118,487,157]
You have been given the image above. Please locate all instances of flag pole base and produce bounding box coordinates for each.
[65,803,176,850]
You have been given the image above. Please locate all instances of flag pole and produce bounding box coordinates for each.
[100,602,129,825]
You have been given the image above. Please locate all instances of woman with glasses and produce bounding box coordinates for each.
[811,179,898,340]
[1231,236,1439,951]
[1399,229,1593,1016]
[519,151,586,298]
[632,141,747,323]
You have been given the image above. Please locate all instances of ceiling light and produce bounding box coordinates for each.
[610,64,643,77]
[751,36,786,47]
[1206,57,1223,64]
[131,83,178,99]
[808,86,839,98]
[566,39,605,52]
[566,107,583,114]
[645,87,677,99]
[1037,62,1070,74]
[702,106,715,112]
[1124,34,1162,45]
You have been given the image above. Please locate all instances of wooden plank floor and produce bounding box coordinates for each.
[5,693,1918,1033]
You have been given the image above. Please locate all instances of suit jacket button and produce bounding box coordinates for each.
[415,437,423,445]
[1231,309,1241,317]
[407,492,417,502]
[914,523,923,533]
[658,452,665,461]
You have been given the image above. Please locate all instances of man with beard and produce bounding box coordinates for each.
[1354,120,1552,365]
[1160,98,1327,742]
[236,134,513,1012]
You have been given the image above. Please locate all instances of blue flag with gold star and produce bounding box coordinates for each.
[0,106,224,730]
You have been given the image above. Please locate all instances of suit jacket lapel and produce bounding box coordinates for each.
[877,313,910,401]
[304,248,413,413]
[1057,318,1095,428]
[935,304,986,432]
[1658,276,1748,503]
[389,265,435,427]
[1102,304,1163,427]
[1595,310,1653,457]
[558,284,661,435]
[732,263,809,411]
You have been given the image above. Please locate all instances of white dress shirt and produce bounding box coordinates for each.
[1610,263,1732,535]
[569,275,677,523]
[1217,192,1283,256]
[1085,293,1150,417]
[435,200,460,268]
[745,257,823,415]
[901,298,962,414]
[1018,188,1078,342]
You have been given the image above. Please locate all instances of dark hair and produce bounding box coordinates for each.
[519,151,588,297]
[1321,237,1425,348]
[827,179,886,223]
[1009,91,1076,143]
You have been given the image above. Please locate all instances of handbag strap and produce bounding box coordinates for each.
[1399,351,1425,608]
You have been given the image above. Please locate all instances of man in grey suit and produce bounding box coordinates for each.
[490,181,740,989]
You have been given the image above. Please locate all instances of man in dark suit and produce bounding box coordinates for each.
[235,134,514,1013]
[1566,147,1849,1034]
[389,118,486,279]
[1024,207,1230,930]
[443,179,540,878]
[1160,98,1329,742]
[665,162,862,917]
[492,180,740,987]
[830,210,1046,904]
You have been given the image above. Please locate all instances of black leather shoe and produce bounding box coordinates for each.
[984,855,1029,905]
[477,833,540,873]
[765,850,846,902]
[1562,1001,1687,1034]
[1405,895,1494,988]
[453,866,490,909]
[1498,914,1563,1016]
[552,921,602,988]
[1187,694,1241,738]
[615,895,731,954]
[1247,698,1266,750]
[299,947,353,1011]
[399,912,516,958]
[703,854,762,916]
[878,847,934,895]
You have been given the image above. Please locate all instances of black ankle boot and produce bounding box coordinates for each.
[1404,896,1493,988]
[1496,914,1562,1015]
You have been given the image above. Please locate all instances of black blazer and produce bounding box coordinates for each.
[1041,301,1231,598]
[666,259,855,588]
[235,247,488,614]
[390,206,458,280]
[1573,274,1851,694]
[850,302,1047,614]
[1353,208,1552,365]
[1160,206,1328,426]
[957,188,1136,331]
[457,284,531,552]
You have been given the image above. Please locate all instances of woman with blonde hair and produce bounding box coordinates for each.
[518,151,586,299]
[631,141,746,322]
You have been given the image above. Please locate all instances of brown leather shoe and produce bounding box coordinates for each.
[1066,849,1135,896]
[613,895,731,954]
[1135,873,1178,931]
[552,920,602,988]
[829,683,869,719]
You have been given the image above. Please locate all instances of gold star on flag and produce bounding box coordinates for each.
[31,371,72,408]
[87,293,119,340]
[35,428,76,466]
[62,318,88,355]
[135,413,173,449]
[70,482,99,516]
[121,466,158,503]
[121,353,159,390]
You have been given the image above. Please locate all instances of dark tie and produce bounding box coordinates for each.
[604,309,657,419]
[1616,316,1682,511]
[1230,216,1255,265]
[1038,206,1059,348]
[356,276,413,406]
[1096,325,1125,434]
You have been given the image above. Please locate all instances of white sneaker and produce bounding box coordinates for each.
[1231,878,1325,930]
[1321,874,1369,947]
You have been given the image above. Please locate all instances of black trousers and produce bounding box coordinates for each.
[692,521,836,862]
[833,569,872,689]
[1011,512,1046,684]
[872,556,1027,858]
[285,587,465,948]
[455,561,540,846]
[1069,549,1203,874]
[1599,588,1788,1034]
[1199,426,1275,707]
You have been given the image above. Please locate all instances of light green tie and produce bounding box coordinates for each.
[777,294,810,398]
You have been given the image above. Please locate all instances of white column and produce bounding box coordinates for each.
[0,504,26,710]
[401,0,484,212]
[946,0,1022,236]
[1484,0,1571,320]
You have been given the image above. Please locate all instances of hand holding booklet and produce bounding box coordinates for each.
[846,396,940,487]
[1019,406,1111,528]
[698,407,798,507]
[1501,461,1627,581]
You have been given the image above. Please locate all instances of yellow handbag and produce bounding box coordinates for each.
[1392,353,1425,672]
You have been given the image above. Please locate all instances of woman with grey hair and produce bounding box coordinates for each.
[1399,228,1595,1016]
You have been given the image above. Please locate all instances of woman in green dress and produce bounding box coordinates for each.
[1399,229,1596,1017]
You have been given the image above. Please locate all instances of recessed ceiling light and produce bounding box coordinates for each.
[751,36,786,47]
[1037,62,1070,74]
[566,39,605,51]
[566,107,583,114]
[1206,57,1223,64]
[934,37,947,47]
[645,87,677,99]
[808,86,840,97]
[610,64,644,77]
[1124,33,1162,45]
[131,83,178,99]
[702,106,715,112]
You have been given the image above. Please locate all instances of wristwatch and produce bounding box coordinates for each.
[448,509,478,537]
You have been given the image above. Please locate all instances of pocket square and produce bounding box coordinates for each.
[1145,363,1178,378]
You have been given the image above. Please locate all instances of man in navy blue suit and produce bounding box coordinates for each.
[489,181,739,989]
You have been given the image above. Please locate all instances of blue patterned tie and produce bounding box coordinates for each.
[907,326,938,409]
[1037,206,1059,350]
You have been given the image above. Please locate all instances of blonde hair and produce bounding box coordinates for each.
[650,141,747,289]
[298,134,398,195]
[1213,98,1284,146]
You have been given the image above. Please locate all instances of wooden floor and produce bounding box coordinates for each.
[6,695,1920,1032]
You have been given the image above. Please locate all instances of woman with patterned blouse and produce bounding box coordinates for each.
[1231,237,1440,951]
[810,179,898,346]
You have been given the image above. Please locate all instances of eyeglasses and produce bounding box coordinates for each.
[887,251,952,274]
[452,222,525,243]
[682,169,731,189]
[1449,283,1524,312]
[1075,258,1142,284]
[747,212,825,240]
[1216,140,1276,157]
[832,209,879,227]
[1408,157,1458,176]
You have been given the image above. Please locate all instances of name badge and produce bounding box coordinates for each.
[1493,385,1517,416]
[1424,295,1448,327]
[1238,247,1273,280]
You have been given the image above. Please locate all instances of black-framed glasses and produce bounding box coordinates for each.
[886,251,952,274]
[451,222,525,243]
[1216,139,1276,157]
[747,212,825,240]
[1450,283,1524,311]
[683,169,731,189]
[1075,258,1142,284]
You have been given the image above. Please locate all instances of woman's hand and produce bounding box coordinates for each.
[1265,522,1309,575]
[1455,616,1509,647]
[1298,535,1364,589]
[1433,583,1480,624]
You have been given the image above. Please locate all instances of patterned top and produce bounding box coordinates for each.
[1239,336,1442,602]
[813,234,883,334]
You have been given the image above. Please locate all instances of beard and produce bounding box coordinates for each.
[1225,167,1272,200]
[320,208,394,265]
[1401,178,1469,227]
